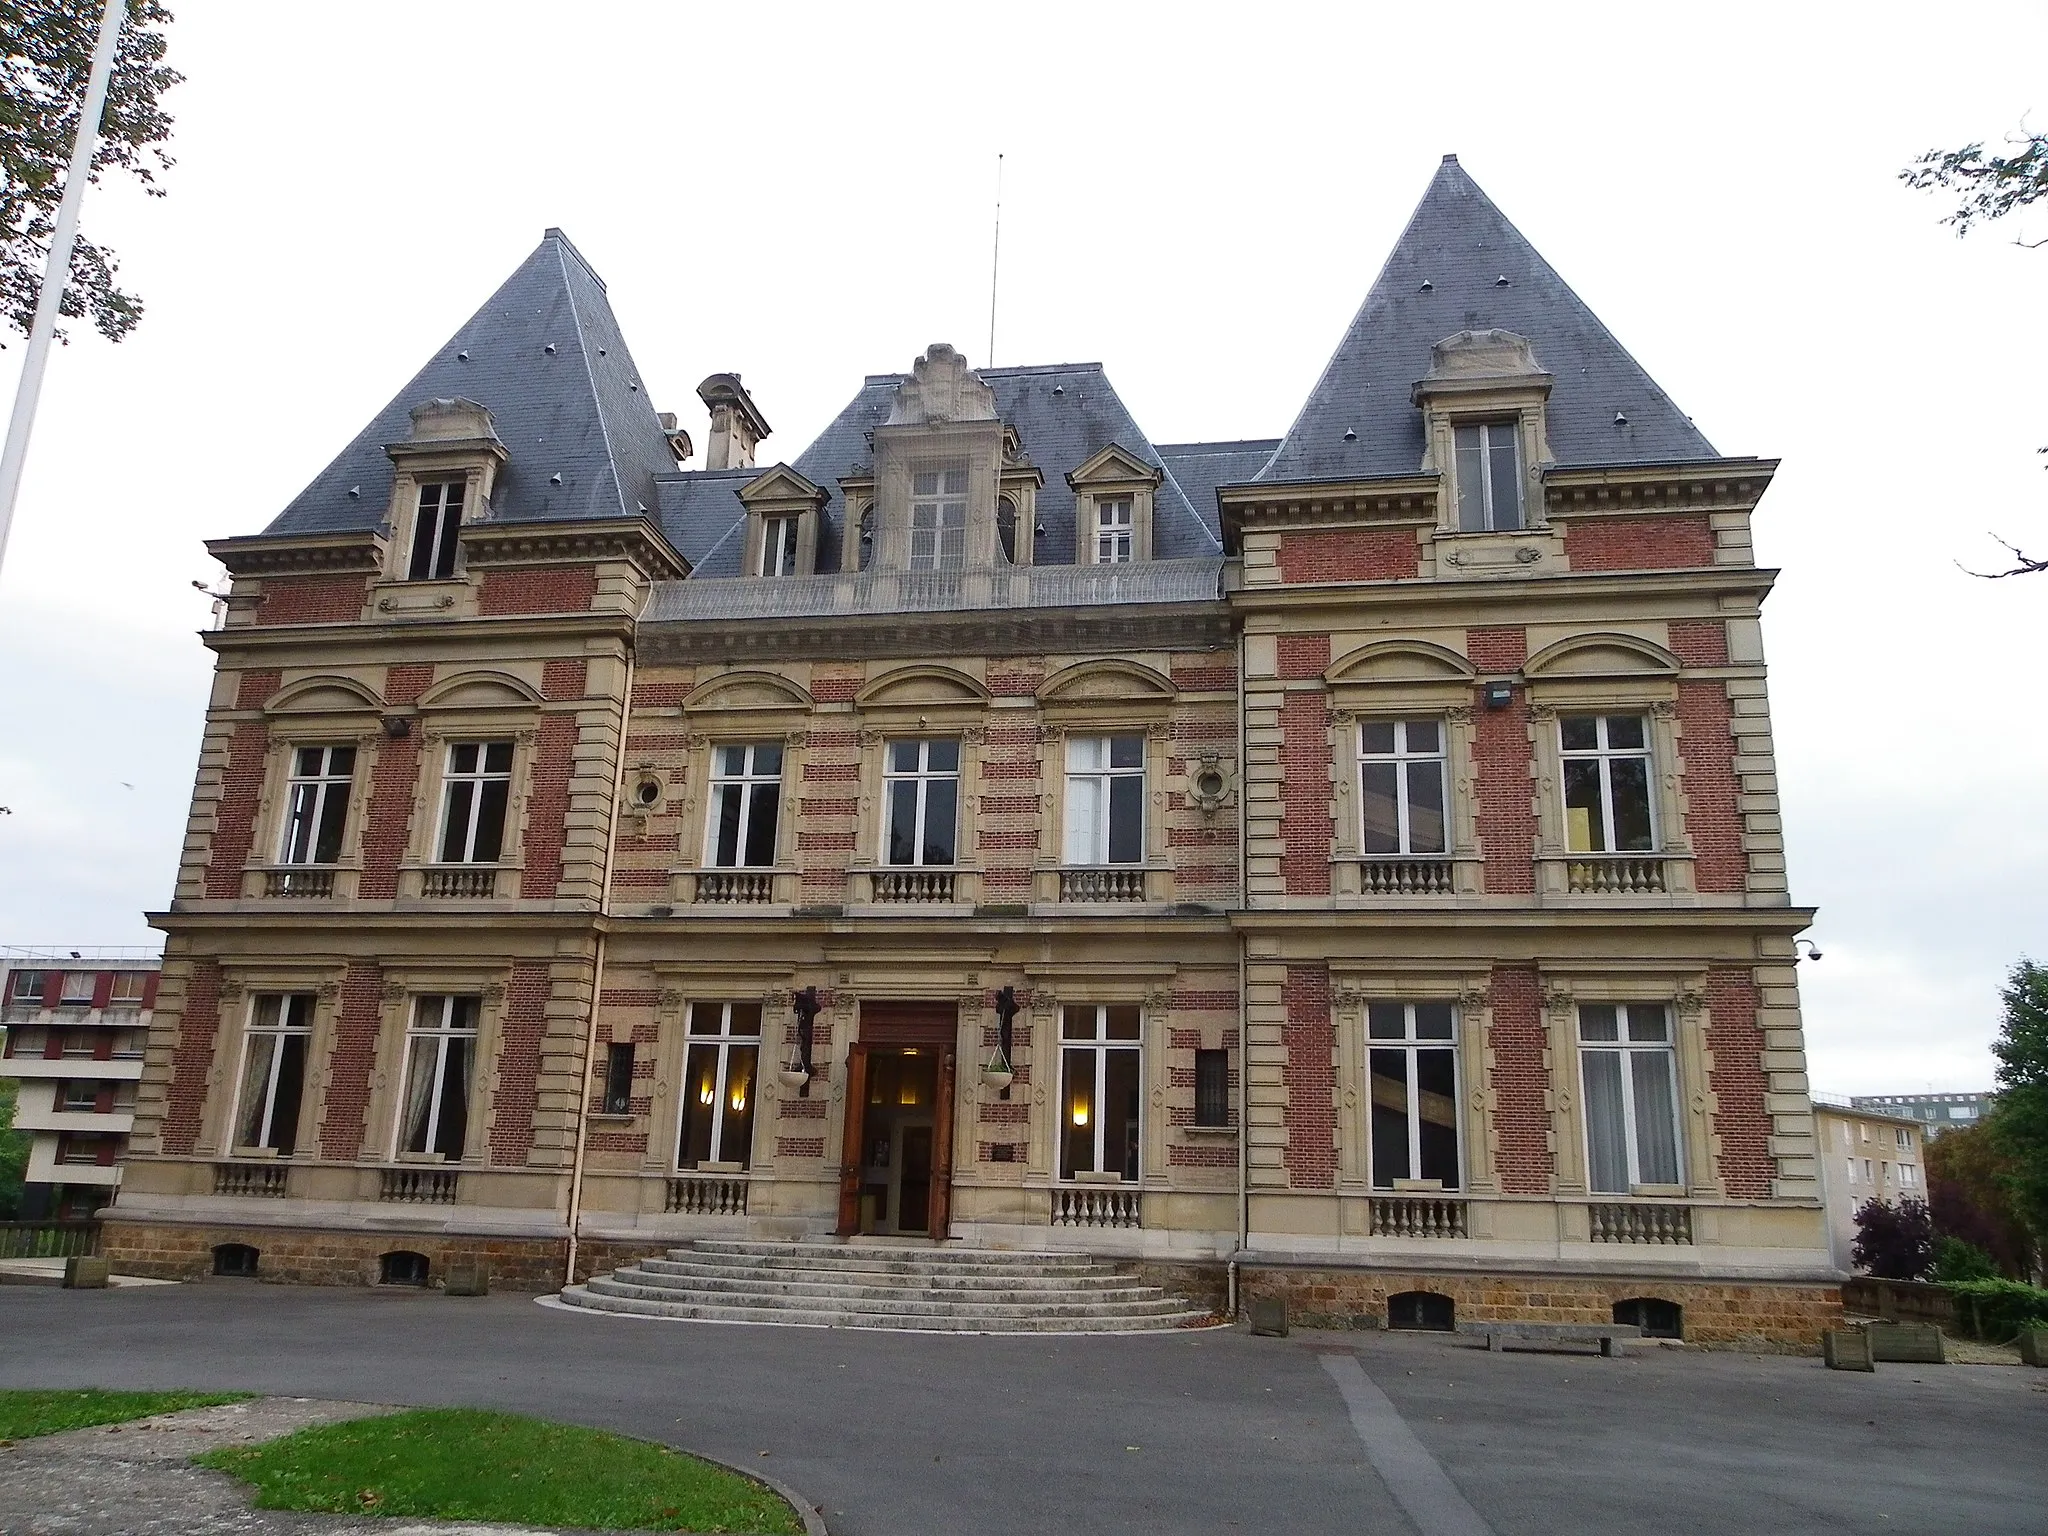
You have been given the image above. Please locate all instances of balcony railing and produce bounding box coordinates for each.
[1058,867,1145,904]
[264,868,335,898]
[1588,1202,1693,1245]
[213,1163,289,1198]
[1052,1185,1142,1229]
[873,869,957,904]
[666,1173,750,1216]
[422,867,497,899]
[1368,1194,1468,1239]
[695,870,774,904]
[1565,856,1667,895]
[380,1168,460,1204]
[1358,858,1455,896]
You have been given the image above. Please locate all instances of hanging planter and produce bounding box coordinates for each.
[981,1047,1013,1094]
[779,1038,809,1095]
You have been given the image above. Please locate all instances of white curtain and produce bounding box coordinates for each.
[1581,1051,1629,1193]
[1631,1051,1681,1186]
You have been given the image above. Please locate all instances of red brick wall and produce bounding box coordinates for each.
[158,960,221,1156]
[1171,659,1237,692]
[488,961,551,1165]
[1277,527,1419,583]
[1668,619,1729,667]
[358,736,420,900]
[1279,690,1332,896]
[205,721,270,898]
[1705,968,1773,1198]
[1563,514,1715,572]
[385,663,434,706]
[519,714,578,898]
[1467,626,1534,894]
[477,566,597,615]
[977,720,1041,902]
[1276,634,1330,680]
[541,659,588,701]
[260,576,364,625]
[1679,680,1745,893]
[1281,965,1335,1189]
[1486,965,1552,1193]
[319,962,384,1161]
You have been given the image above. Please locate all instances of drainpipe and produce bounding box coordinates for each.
[564,636,635,1288]
[1231,624,1250,1320]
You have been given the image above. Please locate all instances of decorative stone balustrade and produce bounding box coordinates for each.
[1358,858,1455,896]
[695,871,775,904]
[873,869,957,904]
[379,1168,460,1204]
[265,868,335,898]
[667,1174,750,1216]
[213,1163,289,1198]
[1565,856,1667,895]
[422,868,497,899]
[1368,1195,1468,1238]
[1053,1185,1142,1229]
[1588,1202,1692,1245]
[1058,867,1146,903]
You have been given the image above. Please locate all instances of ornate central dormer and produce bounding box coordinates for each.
[866,344,1008,573]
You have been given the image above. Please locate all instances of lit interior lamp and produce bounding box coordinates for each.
[1072,1101,1090,1127]
[730,1084,747,1112]
[698,1082,715,1107]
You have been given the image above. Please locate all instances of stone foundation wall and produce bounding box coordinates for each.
[1239,1265,1841,1352]
[103,1220,571,1291]
[1133,1259,1229,1316]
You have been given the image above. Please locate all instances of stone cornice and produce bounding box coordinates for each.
[199,611,636,656]
[207,531,386,577]
[1542,458,1778,519]
[1229,565,1780,615]
[1218,475,1441,544]
[458,516,689,579]
[638,601,1234,665]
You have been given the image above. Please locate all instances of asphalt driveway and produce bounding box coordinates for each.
[0,1283,2039,1535]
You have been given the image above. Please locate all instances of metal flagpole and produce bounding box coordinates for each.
[986,153,1003,369]
[0,0,130,582]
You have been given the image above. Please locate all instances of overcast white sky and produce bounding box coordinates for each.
[1,1,2041,1094]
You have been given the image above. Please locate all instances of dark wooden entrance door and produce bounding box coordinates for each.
[836,1003,958,1241]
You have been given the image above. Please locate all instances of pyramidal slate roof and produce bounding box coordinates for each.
[266,230,676,536]
[654,362,1224,579]
[1258,156,1718,485]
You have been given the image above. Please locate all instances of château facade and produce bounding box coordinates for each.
[107,157,1839,1345]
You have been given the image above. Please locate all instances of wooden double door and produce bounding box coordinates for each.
[837,1003,957,1240]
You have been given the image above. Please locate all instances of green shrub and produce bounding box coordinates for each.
[1932,1236,1999,1283]
[1942,1277,2048,1342]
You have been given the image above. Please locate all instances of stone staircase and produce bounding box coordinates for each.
[558,1238,1214,1333]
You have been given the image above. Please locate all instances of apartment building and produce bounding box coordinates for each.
[1852,1092,1995,1139]
[104,157,1837,1344]
[1812,1096,1926,1272]
[1,949,161,1220]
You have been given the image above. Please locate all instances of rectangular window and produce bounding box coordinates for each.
[759,515,799,577]
[438,742,513,863]
[1064,736,1145,865]
[398,995,478,1159]
[1366,1002,1462,1189]
[1094,498,1134,563]
[59,971,95,1005]
[602,1042,635,1116]
[59,1080,100,1113]
[1194,1049,1230,1128]
[108,972,147,1005]
[1060,1005,1142,1180]
[883,739,960,866]
[1578,1003,1682,1193]
[1864,1158,1875,1183]
[705,744,783,868]
[677,1003,760,1169]
[1453,420,1523,532]
[1560,715,1655,853]
[909,467,968,571]
[279,745,356,865]
[1900,1163,1917,1187]
[1358,720,1447,856]
[8,971,46,1008]
[1895,1128,1910,1150]
[233,994,313,1156]
[407,480,465,581]
[1846,1157,1857,1185]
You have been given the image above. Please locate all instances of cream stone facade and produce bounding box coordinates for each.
[106,161,1838,1347]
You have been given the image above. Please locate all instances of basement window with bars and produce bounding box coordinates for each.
[1453,421,1522,532]
[408,481,465,580]
[705,744,782,868]
[1560,716,1655,853]
[279,745,356,865]
[438,742,513,863]
[233,994,313,1156]
[1367,1002,1461,1190]
[677,1003,759,1170]
[1194,1049,1230,1128]
[602,1043,635,1116]
[397,995,478,1160]
[1358,720,1447,856]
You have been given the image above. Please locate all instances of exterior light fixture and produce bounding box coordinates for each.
[1483,681,1514,710]
[382,716,411,738]
[1795,938,1822,962]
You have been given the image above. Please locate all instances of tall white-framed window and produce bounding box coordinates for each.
[1578,1003,1682,1193]
[1094,498,1134,564]
[1059,1004,1142,1180]
[438,742,513,863]
[279,745,356,865]
[705,744,782,868]
[1064,735,1144,865]
[397,995,478,1160]
[760,515,799,576]
[909,467,968,571]
[678,1002,760,1169]
[1560,715,1656,853]
[408,480,465,580]
[884,739,959,866]
[1366,1001,1461,1190]
[1453,420,1522,532]
[1358,721,1447,856]
[232,994,313,1156]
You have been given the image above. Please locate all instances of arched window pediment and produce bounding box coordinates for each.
[1325,639,1477,687]
[415,670,546,711]
[1523,632,1680,681]
[856,665,990,709]
[264,676,386,715]
[1037,659,1177,705]
[681,670,815,713]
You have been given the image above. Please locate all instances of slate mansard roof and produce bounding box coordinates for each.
[1257,155,1719,486]
[266,230,677,537]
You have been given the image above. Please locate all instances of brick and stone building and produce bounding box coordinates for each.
[106,157,1838,1344]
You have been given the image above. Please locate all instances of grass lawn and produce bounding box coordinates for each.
[0,1389,254,1442]
[194,1407,803,1533]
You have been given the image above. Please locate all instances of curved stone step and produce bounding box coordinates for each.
[675,1242,1108,1275]
[588,1273,1189,1319]
[633,1257,1147,1296]
[558,1284,1211,1334]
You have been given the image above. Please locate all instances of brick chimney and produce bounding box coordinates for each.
[697,373,771,471]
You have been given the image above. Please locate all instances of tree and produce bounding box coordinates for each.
[1990,959,2048,1251]
[1902,125,2048,579]
[1851,1195,1935,1281]
[1,0,181,347]
[1928,1115,2036,1279]
[0,1073,29,1220]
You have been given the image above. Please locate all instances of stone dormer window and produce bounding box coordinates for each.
[909,466,968,570]
[383,397,506,584]
[760,515,799,576]
[1067,444,1162,565]
[409,482,465,579]
[1094,497,1135,562]
[866,345,1006,573]
[1412,330,1551,535]
[737,465,826,577]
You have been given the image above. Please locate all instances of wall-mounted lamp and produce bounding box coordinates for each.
[1482,681,1514,711]
[993,986,1018,1101]
[381,715,411,739]
[1794,938,1823,962]
[792,986,821,1096]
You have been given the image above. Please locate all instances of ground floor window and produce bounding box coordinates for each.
[234,994,313,1156]
[398,996,478,1159]
[1060,1005,1141,1180]
[1579,1003,1682,1192]
[678,1002,759,1169]
[1367,1002,1461,1190]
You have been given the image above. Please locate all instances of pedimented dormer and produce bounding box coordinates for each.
[1068,443,1163,565]
[868,344,1007,572]
[383,398,508,582]
[737,464,827,577]
[1412,330,1552,534]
